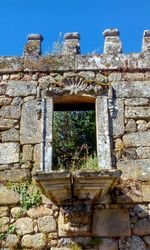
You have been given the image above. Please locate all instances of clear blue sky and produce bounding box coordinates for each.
[0,0,149,56]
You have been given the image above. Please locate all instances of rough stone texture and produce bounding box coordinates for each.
[0,168,30,182]
[58,205,91,237]
[126,119,137,133]
[125,107,150,119]
[133,204,148,218]
[92,209,131,236]
[125,98,149,106]
[117,159,150,180]
[0,207,9,217]
[112,98,125,138]
[112,81,150,98]
[0,97,12,106]
[1,128,19,142]
[21,233,47,249]
[22,144,33,161]
[136,147,150,159]
[79,71,95,80]
[11,96,23,105]
[0,57,23,72]
[142,183,150,201]
[0,217,9,232]
[20,100,41,144]
[0,186,19,205]
[133,218,150,235]
[2,234,20,248]
[0,105,21,119]
[33,143,41,172]
[99,238,118,250]
[27,206,52,218]
[15,217,34,235]
[39,75,56,87]
[6,80,37,96]
[143,236,150,247]
[119,236,146,250]
[0,142,20,164]
[123,131,150,147]
[0,118,18,131]
[11,207,24,218]
[37,215,57,233]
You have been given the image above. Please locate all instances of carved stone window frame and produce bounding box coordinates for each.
[39,75,113,172]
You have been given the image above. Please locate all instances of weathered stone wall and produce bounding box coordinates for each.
[0,30,150,249]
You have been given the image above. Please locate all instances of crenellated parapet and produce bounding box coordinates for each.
[0,29,150,73]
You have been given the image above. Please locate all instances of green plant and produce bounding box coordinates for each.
[0,233,5,240]
[7,224,16,234]
[79,155,99,171]
[69,243,82,250]
[10,182,42,211]
[53,110,96,171]
[0,224,16,241]
[88,236,101,247]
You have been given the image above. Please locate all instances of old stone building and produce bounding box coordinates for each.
[0,29,150,249]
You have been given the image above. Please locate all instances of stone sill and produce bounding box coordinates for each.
[33,170,121,204]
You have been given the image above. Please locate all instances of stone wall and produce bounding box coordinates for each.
[0,29,150,249]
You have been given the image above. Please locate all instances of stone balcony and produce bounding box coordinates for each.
[33,169,121,204]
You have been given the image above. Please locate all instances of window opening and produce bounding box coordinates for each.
[53,100,97,171]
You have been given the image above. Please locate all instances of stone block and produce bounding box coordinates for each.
[119,236,146,250]
[2,234,20,248]
[0,207,9,217]
[21,233,47,249]
[24,55,75,72]
[0,169,30,182]
[125,107,150,119]
[133,218,150,235]
[136,147,150,159]
[142,183,150,202]
[0,105,21,119]
[0,97,12,106]
[0,186,19,205]
[143,236,150,247]
[125,98,149,106]
[0,119,18,131]
[117,159,150,180]
[37,216,57,233]
[11,207,24,218]
[58,205,91,237]
[6,80,37,97]
[75,54,125,70]
[1,128,19,142]
[112,98,125,138]
[20,100,41,144]
[123,131,150,147]
[39,75,56,87]
[27,206,52,219]
[0,57,23,73]
[126,119,137,132]
[22,144,33,161]
[112,81,150,98]
[0,217,9,232]
[92,209,131,236]
[99,238,118,250]
[16,217,34,235]
[0,142,20,164]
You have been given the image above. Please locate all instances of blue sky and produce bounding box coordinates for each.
[0,0,149,56]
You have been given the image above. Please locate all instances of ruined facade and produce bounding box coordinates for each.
[0,29,150,249]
